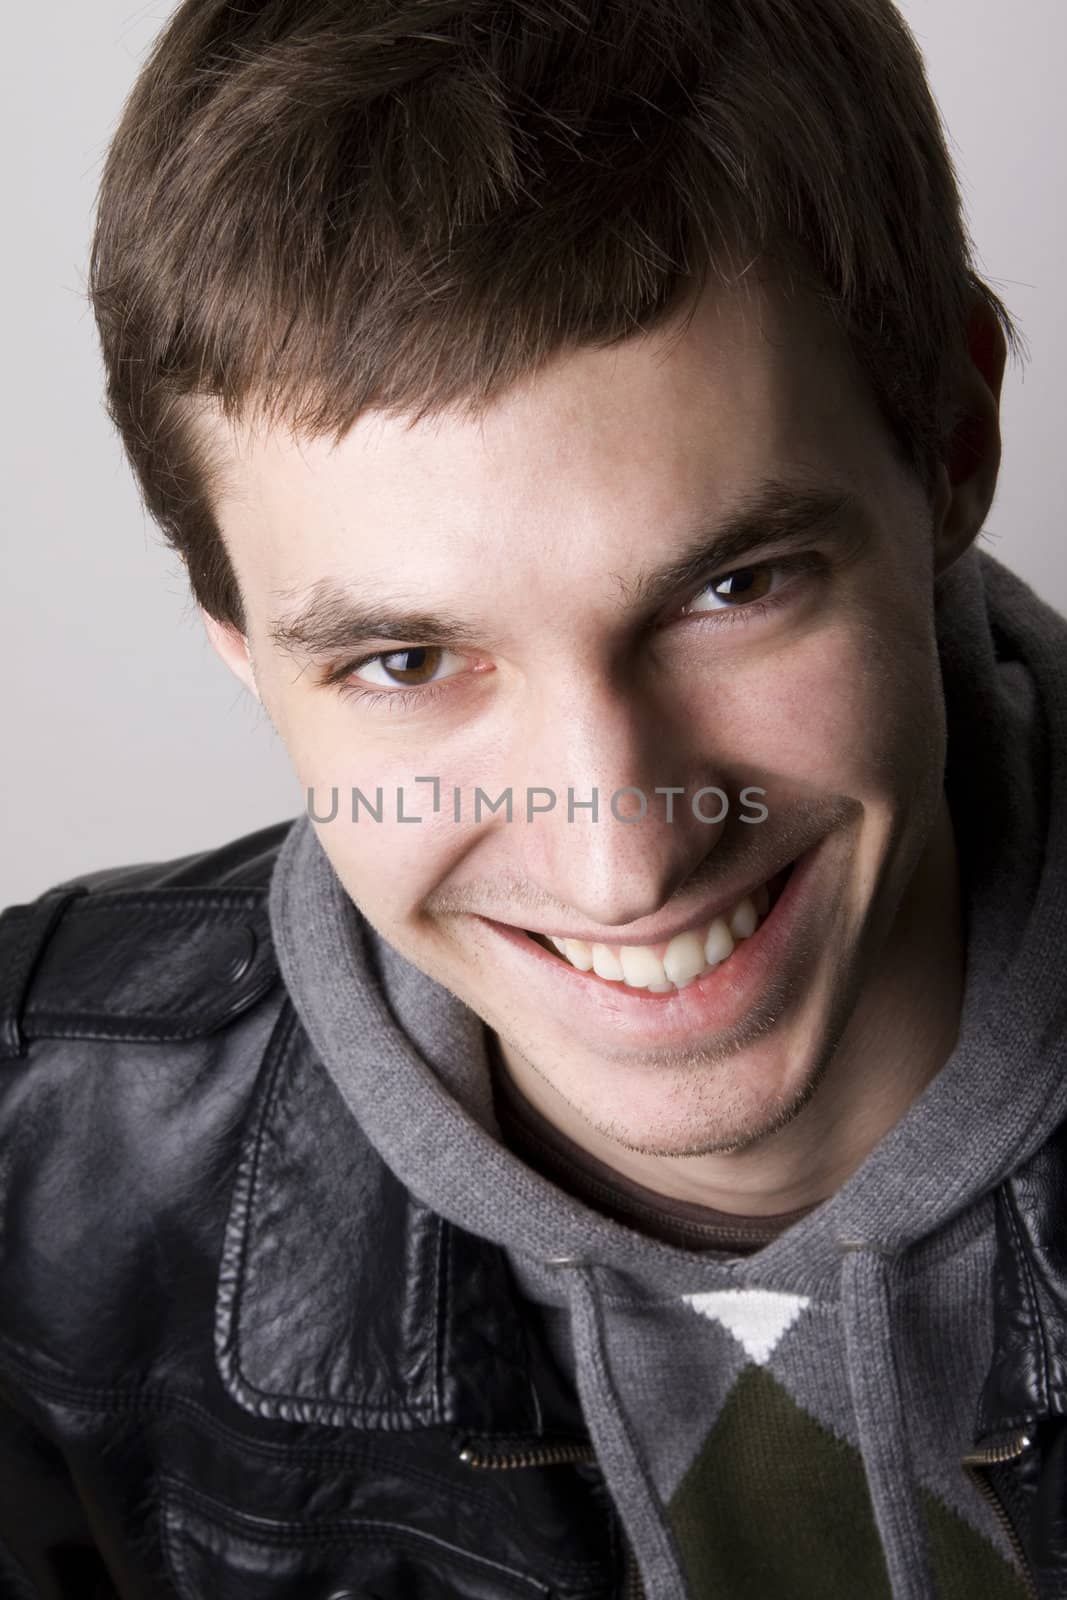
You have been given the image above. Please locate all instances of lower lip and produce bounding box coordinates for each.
[479,846,821,1047]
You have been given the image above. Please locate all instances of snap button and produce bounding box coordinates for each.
[222,924,257,984]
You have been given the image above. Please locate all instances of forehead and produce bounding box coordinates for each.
[203,275,891,611]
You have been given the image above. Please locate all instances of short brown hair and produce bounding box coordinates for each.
[89,0,1021,631]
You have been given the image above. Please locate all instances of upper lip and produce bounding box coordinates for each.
[480,849,805,949]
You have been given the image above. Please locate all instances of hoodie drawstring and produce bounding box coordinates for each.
[840,1243,934,1599]
[559,1260,691,1598]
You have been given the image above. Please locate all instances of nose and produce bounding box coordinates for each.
[512,678,727,932]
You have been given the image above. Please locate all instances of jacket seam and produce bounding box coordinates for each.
[0,1345,432,1460]
[22,977,281,1040]
[0,889,87,1059]
[159,1480,557,1590]
[434,1213,448,1424]
[57,890,268,914]
[160,1482,197,1600]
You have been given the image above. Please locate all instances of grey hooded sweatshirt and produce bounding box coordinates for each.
[268,547,1067,1599]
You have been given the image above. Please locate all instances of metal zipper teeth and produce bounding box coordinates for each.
[458,1437,646,1599]
[457,1440,598,1470]
[961,1430,1038,1600]
[963,1429,1034,1468]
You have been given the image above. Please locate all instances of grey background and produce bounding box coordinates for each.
[2,2,1062,905]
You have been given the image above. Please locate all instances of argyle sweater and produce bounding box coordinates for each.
[497,1067,1028,1598]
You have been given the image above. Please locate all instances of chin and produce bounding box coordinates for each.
[525,1009,832,1160]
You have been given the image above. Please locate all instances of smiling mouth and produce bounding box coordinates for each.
[524,864,794,993]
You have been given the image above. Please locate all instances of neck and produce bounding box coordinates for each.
[496,797,965,1218]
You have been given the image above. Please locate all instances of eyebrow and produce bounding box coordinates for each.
[268,588,484,659]
[266,477,858,660]
[615,480,857,612]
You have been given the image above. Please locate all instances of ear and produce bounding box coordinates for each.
[200,607,261,703]
[931,296,1008,575]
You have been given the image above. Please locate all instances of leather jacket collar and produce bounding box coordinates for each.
[214,995,582,1443]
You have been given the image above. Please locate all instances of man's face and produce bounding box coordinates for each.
[204,276,952,1161]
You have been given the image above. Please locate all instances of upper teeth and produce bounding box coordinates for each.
[543,881,771,992]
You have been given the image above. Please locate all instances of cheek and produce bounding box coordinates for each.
[266,677,414,799]
[308,809,460,935]
[260,688,445,920]
[683,612,944,800]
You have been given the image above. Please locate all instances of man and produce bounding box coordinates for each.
[1,0,1063,1596]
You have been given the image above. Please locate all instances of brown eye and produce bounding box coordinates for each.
[709,567,774,604]
[377,646,444,685]
[346,644,470,695]
[681,564,781,616]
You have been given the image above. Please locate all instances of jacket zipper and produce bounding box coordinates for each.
[458,1439,644,1597]
[961,1430,1038,1599]
[457,1439,597,1470]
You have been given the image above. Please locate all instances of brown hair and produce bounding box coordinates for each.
[89,0,1021,632]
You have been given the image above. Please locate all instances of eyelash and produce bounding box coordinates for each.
[334,677,457,713]
[325,658,460,713]
[677,559,817,630]
[328,556,818,710]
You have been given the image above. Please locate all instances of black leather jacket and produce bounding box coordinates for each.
[0,821,1064,1600]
